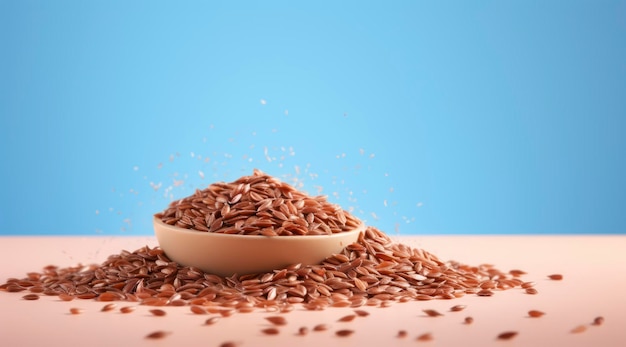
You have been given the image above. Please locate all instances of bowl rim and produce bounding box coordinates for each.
[153,216,365,240]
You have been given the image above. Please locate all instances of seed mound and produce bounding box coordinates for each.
[1,172,529,316]
[155,169,361,236]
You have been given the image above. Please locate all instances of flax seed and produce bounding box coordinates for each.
[22,294,39,300]
[335,329,354,337]
[528,310,545,318]
[592,316,605,326]
[101,303,117,312]
[145,331,169,339]
[261,328,280,335]
[149,309,167,316]
[548,274,563,280]
[265,316,287,326]
[450,305,466,312]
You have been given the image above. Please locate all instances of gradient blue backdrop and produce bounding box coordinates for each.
[1,1,625,235]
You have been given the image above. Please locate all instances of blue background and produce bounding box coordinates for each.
[1,1,625,235]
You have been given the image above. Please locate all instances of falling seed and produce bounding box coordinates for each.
[69,308,84,315]
[120,306,136,314]
[145,331,170,339]
[592,316,605,326]
[450,305,466,312]
[22,294,39,300]
[416,332,433,341]
[423,309,443,317]
[101,303,117,312]
[464,316,474,324]
[497,331,518,340]
[335,329,354,337]
[528,310,545,318]
[149,309,167,316]
[313,324,329,331]
[261,328,280,335]
[571,325,587,334]
[205,317,220,325]
[265,316,287,326]
[548,274,563,280]
[338,314,357,322]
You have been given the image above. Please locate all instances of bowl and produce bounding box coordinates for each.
[153,217,365,276]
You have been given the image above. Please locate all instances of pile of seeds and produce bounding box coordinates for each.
[0,225,528,310]
[155,169,361,236]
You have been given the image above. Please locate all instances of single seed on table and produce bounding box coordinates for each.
[416,332,433,341]
[397,330,408,338]
[145,331,170,339]
[571,325,587,334]
[592,316,605,326]
[335,329,354,337]
[423,309,443,317]
[190,305,208,314]
[69,308,83,315]
[525,288,538,295]
[528,310,545,318]
[265,316,287,326]
[509,269,527,276]
[521,281,535,289]
[338,314,356,322]
[464,316,474,324]
[22,294,39,300]
[205,317,220,325]
[297,327,309,336]
[548,274,563,280]
[149,309,167,316]
[220,342,237,347]
[261,328,280,335]
[101,303,116,312]
[497,331,518,340]
[354,309,370,317]
[450,305,466,312]
[313,324,329,331]
[120,306,136,314]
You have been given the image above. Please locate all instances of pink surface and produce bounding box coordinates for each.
[1,235,625,347]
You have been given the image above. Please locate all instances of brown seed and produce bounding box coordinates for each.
[464,316,474,324]
[335,329,354,337]
[528,310,545,318]
[69,307,83,315]
[354,309,370,317]
[497,331,518,340]
[450,305,466,312]
[571,325,587,334]
[101,303,117,312]
[416,332,433,341]
[423,309,443,317]
[145,331,170,339]
[592,316,605,326]
[297,327,308,336]
[58,293,75,301]
[120,306,136,314]
[338,314,357,322]
[509,269,527,276]
[525,288,538,295]
[265,316,287,326]
[22,294,39,300]
[397,330,408,338]
[521,281,536,289]
[220,342,237,347]
[313,324,329,331]
[477,289,494,296]
[205,317,220,325]
[547,274,563,280]
[190,305,208,314]
[261,328,280,335]
[149,309,167,316]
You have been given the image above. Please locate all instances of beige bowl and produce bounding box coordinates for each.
[153,217,365,276]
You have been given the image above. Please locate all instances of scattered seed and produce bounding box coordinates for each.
[120,306,136,314]
[145,331,170,339]
[149,309,167,316]
[423,309,443,317]
[335,329,354,337]
[297,327,308,336]
[521,281,535,289]
[592,316,605,326]
[220,342,237,347]
[354,309,370,317]
[397,330,408,338]
[261,328,280,335]
[548,274,563,280]
[528,310,545,318]
[101,303,117,312]
[190,305,207,314]
[22,294,39,300]
[338,314,356,322]
[477,289,494,296]
[416,332,433,341]
[525,288,538,295]
[313,324,329,332]
[464,316,474,324]
[497,331,518,340]
[509,269,527,276]
[571,325,587,334]
[205,317,220,325]
[58,293,75,301]
[69,307,83,315]
[265,316,287,326]
[450,305,466,312]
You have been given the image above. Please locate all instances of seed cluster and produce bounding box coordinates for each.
[155,169,361,236]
